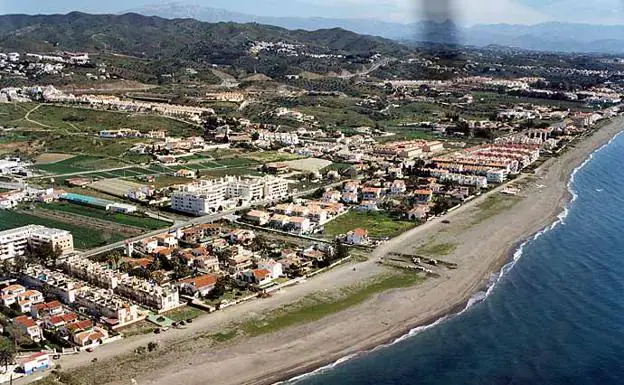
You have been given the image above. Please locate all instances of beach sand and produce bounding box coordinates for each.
[51,117,624,385]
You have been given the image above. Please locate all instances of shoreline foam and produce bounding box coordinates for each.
[276,125,624,385]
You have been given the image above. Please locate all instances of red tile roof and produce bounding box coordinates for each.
[178,274,217,289]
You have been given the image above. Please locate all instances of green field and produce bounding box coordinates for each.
[41,203,170,230]
[35,155,129,174]
[0,210,126,249]
[28,105,200,135]
[241,273,424,336]
[323,211,416,239]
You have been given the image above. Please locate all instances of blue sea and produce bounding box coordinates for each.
[291,131,624,385]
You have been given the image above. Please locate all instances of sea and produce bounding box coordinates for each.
[289,130,624,385]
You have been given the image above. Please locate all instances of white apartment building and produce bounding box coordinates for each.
[0,225,74,261]
[115,277,180,313]
[256,131,300,145]
[171,176,289,216]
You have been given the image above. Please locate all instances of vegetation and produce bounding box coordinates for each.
[0,13,408,82]
[415,242,458,256]
[34,156,127,174]
[41,203,170,230]
[241,273,424,336]
[0,210,126,249]
[323,211,416,238]
[472,194,522,225]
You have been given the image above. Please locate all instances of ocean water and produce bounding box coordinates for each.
[291,131,624,385]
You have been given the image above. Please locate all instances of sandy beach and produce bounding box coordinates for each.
[44,117,624,385]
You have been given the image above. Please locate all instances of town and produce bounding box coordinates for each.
[1,15,624,382]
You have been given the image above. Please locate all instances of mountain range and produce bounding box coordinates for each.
[125,2,624,54]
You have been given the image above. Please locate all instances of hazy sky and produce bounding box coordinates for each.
[1,0,623,25]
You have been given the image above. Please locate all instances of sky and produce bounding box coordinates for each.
[0,0,623,25]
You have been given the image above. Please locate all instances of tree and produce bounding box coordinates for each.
[0,337,15,371]
[13,256,27,275]
[251,131,260,141]
[333,240,349,262]
[50,245,63,268]
[147,341,159,352]
[108,251,124,270]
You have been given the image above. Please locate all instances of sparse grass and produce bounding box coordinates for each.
[207,329,238,343]
[415,242,458,256]
[241,273,424,337]
[471,194,522,225]
[34,155,127,174]
[241,151,301,163]
[323,211,416,239]
[164,306,206,322]
[119,320,156,337]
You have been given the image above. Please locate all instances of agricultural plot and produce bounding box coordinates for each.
[323,211,416,239]
[0,210,126,249]
[90,178,144,197]
[35,155,127,174]
[41,203,170,230]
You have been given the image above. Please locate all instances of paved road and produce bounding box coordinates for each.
[80,181,342,257]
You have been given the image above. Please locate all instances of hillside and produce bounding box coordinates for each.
[0,12,408,62]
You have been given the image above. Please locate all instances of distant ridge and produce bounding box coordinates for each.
[125,2,624,53]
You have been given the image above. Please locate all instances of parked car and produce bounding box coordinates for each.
[186,319,193,324]
[86,348,93,353]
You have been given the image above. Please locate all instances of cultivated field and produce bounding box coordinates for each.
[34,153,75,164]
[279,158,332,172]
[0,210,126,249]
[89,178,144,197]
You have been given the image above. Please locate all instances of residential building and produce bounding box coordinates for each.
[114,278,180,312]
[225,246,254,272]
[408,205,431,221]
[20,352,51,375]
[13,315,43,341]
[288,217,311,234]
[171,176,289,215]
[177,274,218,297]
[1,284,26,307]
[245,210,271,226]
[346,228,369,245]
[73,326,109,347]
[358,200,379,212]
[486,169,506,184]
[0,225,74,262]
[390,180,407,195]
[322,190,341,203]
[362,187,383,200]
[257,259,283,279]
[413,189,434,203]
[341,192,359,204]
[238,269,272,286]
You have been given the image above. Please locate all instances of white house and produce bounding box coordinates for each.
[357,200,379,212]
[258,259,283,280]
[346,228,369,245]
[390,180,407,195]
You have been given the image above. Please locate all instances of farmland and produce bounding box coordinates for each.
[0,210,126,249]
[40,202,170,230]
[0,103,200,136]
[34,155,128,174]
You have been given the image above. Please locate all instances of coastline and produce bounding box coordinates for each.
[46,117,624,385]
[236,117,624,385]
[261,118,624,385]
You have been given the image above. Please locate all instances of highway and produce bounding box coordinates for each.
[80,181,342,257]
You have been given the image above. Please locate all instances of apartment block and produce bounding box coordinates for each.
[0,225,74,262]
[171,176,289,216]
[115,277,180,313]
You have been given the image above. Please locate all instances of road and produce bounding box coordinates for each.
[336,57,394,79]
[80,181,342,257]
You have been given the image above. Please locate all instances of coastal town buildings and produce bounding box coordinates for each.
[171,176,289,216]
[0,225,74,262]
